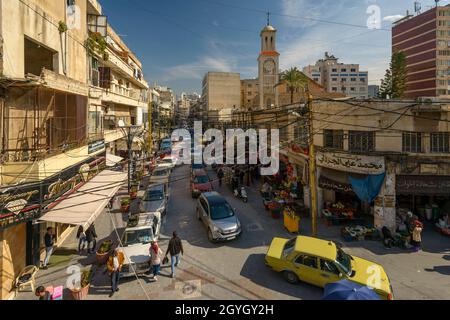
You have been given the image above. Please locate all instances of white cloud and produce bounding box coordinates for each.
[383,15,404,22]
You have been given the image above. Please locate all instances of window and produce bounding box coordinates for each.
[349,131,375,152]
[350,68,356,72]
[351,78,356,82]
[294,124,308,147]
[320,259,341,275]
[360,78,366,83]
[350,87,356,91]
[431,133,450,153]
[341,78,347,82]
[332,78,337,82]
[332,68,337,72]
[332,87,338,92]
[313,78,319,82]
[294,255,318,269]
[341,68,347,72]
[403,133,422,153]
[324,129,344,149]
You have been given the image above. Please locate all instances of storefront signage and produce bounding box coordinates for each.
[316,152,385,175]
[0,157,106,230]
[88,139,105,154]
[396,175,450,195]
[319,176,354,194]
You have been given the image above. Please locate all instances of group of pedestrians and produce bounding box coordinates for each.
[106,231,184,297]
[76,224,98,255]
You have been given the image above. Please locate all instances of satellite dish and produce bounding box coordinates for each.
[118,120,125,127]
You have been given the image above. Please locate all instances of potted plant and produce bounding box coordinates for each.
[121,198,130,213]
[96,240,113,265]
[70,269,92,300]
[130,185,138,199]
[267,201,282,219]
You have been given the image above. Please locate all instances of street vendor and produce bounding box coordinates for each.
[261,181,272,194]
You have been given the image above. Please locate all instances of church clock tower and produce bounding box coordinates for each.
[258,15,279,109]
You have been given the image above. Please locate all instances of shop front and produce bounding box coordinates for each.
[316,151,386,227]
[396,175,450,222]
[0,156,106,299]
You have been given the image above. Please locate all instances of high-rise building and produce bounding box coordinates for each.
[303,52,369,99]
[392,5,450,98]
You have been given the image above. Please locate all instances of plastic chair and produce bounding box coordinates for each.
[14,265,39,294]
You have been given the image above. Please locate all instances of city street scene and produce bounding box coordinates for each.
[1,0,450,305]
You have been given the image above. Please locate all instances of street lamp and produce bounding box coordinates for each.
[119,124,142,194]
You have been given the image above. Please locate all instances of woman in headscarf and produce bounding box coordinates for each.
[149,241,163,281]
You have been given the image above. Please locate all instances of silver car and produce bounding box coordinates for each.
[196,192,242,242]
[140,184,168,216]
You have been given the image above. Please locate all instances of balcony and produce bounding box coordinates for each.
[104,129,126,143]
[101,90,147,109]
[104,47,148,89]
[88,0,102,15]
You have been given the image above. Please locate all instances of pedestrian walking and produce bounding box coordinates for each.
[42,227,55,269]
[164,231,184,278]
[412,221,423,252]
[149,241,163,281]
[217,167,224,187]
[76,226,87,254]
[107,248,124,297]
[85,224,98,254]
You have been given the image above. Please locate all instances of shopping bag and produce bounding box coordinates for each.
[52,286,63,300]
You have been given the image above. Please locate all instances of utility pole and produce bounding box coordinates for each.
[148,102,153,157]
[307,93,318,237]
[127,126,132,194]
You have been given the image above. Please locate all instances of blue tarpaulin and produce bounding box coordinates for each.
[348,173,386,203]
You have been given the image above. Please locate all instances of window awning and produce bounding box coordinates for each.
[106,153,124,167]
[39,170,127,229]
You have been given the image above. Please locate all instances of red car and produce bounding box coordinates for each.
[191,169,213,198]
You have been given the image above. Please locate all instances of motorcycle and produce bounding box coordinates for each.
[234,185,248,203]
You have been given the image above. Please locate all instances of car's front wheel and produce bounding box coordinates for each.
[284,270,299,284]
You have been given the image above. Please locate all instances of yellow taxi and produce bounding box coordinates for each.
[265,236,394,300]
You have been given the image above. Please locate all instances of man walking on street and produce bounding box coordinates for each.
[165,231,184,278]
[217,167,224,187]
[42,227,55,269]
[107,248,124,297]
[85,224,98,254]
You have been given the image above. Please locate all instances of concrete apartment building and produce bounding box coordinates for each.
[368,85,380,98]
[303,52,369,99]
[0,0,148,299]
[202,72,241,125]
[392,5,450,99]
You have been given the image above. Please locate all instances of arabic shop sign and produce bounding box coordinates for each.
[88,139,105,154]
[319,176,354,194]
[396,175,450,195]
[316,152,385,175]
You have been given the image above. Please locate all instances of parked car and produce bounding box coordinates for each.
[191,169,213,198]
[196,192,242,242]
[118,212,161,277]
[265,235,394,300]
[157,155,177,171]
[139,183,168,216]
[191,162,206,174]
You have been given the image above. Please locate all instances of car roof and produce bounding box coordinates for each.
[294,236,337,261]
[193,169,208,176]
[126,212,158,230]
[202,192,226,204]
[147,184,164,191]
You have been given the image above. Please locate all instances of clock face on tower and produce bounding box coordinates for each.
[263,60,275,75]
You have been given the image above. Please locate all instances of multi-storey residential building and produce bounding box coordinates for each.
[368,85,380,98]
[154,86,176,137]
[392,5,450,98]
[0,0,148,299]
[303,52,369,99]
[202,72,241,126]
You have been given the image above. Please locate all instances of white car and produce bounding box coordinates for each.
[118,212,161,277]
[157,155,177,170]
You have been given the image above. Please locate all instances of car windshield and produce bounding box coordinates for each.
[282,238,297,258]
[121,228,153,246]
[194,176,209,184]
[153,170,168,176]
[145,189,164,201]
[210,202,235,220]
[335,248,352,275]
[162,159,173,164]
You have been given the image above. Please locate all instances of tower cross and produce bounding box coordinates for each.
[267,11,270,26]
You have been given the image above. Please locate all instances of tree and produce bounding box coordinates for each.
[379,51,407,99]
[280,67,309,104]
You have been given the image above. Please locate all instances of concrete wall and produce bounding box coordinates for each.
[0,0,88,83]
[204,72,241,112]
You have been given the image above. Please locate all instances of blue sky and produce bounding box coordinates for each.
[101,0,449,95]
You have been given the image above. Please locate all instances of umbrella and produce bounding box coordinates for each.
[322,280,381,300]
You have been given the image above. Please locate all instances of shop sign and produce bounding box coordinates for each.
[0,157,105,230]
[88,139,105,154]
[316,152,385,175]
[319,176,354,194]
[396,175,450,195]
